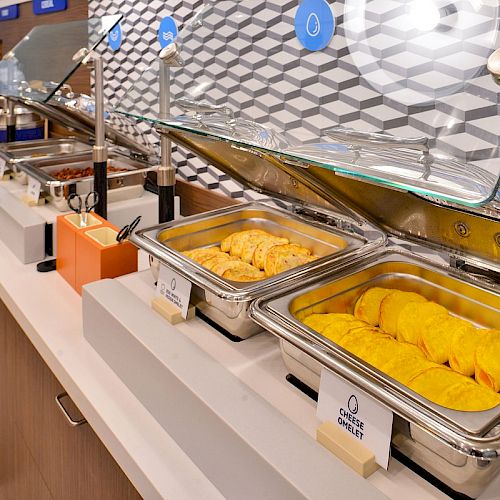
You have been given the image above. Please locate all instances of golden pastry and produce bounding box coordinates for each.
[229,229,269,258]
[396,302,449,345]
[253,239,288,269]
[264,244,311,277]
[223,268,266,282]
[475,331,500,392]
[210,260,258,277]
[354,287,395,326]
[274,254,318,275]
[418,316,474,365]
[203,255,238,271]
[241,234,288,264]
[183,247,222,263]
[449,326,486,376]
[379,291,427,337]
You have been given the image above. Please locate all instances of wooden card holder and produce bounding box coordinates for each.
[316,421,379,478]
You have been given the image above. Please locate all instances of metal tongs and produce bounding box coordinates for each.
[68,191,99,228]
[326,126,434,178]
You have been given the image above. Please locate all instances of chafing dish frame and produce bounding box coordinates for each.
[250,247,500,497]
[132,201,386,338]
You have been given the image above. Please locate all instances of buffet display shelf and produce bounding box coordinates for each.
[0,227,497,498]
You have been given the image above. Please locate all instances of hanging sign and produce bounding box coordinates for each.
[158,16,178,49]
[295,0,335,52]
[317,368,393,469]
[108,22,122,51]
[0,5,19,20]
[33,0,67,15]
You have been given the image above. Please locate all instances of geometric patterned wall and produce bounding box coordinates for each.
[90,0,500,201]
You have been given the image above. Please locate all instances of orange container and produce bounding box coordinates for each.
[74,225,138,295]
[56,213,105,289]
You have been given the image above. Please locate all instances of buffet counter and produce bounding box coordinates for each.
[2,222,498,499]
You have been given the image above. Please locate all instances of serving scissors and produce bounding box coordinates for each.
[67,191,99,228]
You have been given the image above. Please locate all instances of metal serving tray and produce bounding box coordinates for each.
[18,150,155,211]
[250,248,500,498]
[132,201,385,339]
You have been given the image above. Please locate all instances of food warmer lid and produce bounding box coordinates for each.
[0,15,155,159]
[117,0,500,272]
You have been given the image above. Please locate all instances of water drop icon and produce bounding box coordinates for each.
[306,12,321,37]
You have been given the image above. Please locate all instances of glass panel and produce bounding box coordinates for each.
[116,1,500,207]
[0,14,122,103]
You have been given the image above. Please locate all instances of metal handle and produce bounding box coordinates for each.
[175,98,234,121]
[326,126,430,153]
[55,392,87,427]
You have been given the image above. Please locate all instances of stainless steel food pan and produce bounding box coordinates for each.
[250,248,500,497]
[0,137,91,165]
[0,138,93,184]
[132,201,385,339]
[17,150,156,211]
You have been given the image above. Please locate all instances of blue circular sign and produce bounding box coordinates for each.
[108,23,122,52]
[158,16,178,49]
[295,0,335,52]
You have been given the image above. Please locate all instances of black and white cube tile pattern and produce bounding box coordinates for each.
[90,0,500,200]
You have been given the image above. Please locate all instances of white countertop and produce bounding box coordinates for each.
[0,194,498,499]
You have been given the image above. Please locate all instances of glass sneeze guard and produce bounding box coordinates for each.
[0,14,122,103]
[116,0,500,207]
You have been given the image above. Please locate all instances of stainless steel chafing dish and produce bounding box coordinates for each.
[1,97,157,205]
[20,150,156,211]
[130,111,500,495]
[134,201,384,338]
[251,248,499,498]
[0,137,93,183]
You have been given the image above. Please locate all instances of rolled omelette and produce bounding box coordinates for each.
[337,327,391,359]
[475,331,500,393]
[408,367,476,405]
[438,382,500,412]
[379,291,427,337]
[449,326,486,376]
[354,287,395,326]
[380,355,438,385]
[321,317,368,344]
[396,302,449,344]
[303,313,357,333]
[417,316,474,365]
[362,337,424,371]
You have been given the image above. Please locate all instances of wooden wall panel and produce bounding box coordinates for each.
[0,0,90,94]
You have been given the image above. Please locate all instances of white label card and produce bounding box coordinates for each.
[156,264,192,319]
[0,158,6,178]
[27,177,41,203]
[317,368,393,469]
